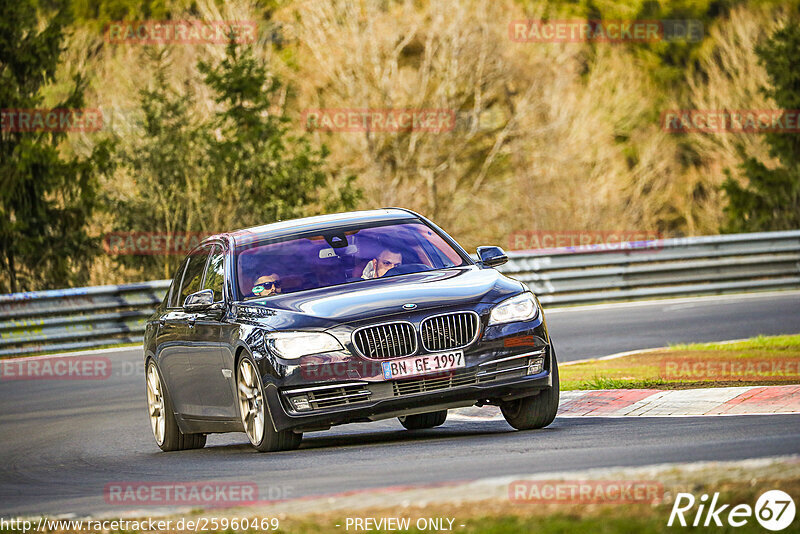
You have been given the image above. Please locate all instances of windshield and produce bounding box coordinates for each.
[235,220,466,299]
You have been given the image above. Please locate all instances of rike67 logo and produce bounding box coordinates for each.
[668,490,795,530]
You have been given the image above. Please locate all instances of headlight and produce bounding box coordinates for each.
[265,332,343,360]
[488,292,539,326]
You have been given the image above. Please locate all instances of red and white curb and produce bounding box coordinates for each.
[451,385,800,420]
[558,385,800,416]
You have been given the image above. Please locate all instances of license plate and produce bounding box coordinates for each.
[381,350,465,380]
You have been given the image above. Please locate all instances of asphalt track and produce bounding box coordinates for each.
[1,291,799,517]
[547,290,800,362]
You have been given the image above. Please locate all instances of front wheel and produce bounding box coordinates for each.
[237,356,302,452]
[500,354,559,430]
[146,361,206,451]
[398,410,447,430]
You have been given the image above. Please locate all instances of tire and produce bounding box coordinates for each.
[146,361,207,452]
[237,355,302,452]
[398,410,448,430]
[500,352,560,430]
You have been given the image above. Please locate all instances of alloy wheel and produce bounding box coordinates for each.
[238,358,265,445]
[146,363,166,446]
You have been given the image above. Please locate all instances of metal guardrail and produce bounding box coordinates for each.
[1,230,798,357]
[499,230,800,305]
[0,281,169,357]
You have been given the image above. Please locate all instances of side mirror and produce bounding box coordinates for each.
[184,289,215,311]
[477,246,508,268]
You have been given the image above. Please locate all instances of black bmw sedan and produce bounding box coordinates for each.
[144,208,559,452]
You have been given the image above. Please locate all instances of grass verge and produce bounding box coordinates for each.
[560,334,800,390]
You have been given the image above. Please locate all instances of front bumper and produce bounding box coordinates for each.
[265,345,554,432]
[256,301,555,432]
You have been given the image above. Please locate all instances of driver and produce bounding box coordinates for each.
[361,247,402,279]
[251,273,281,297]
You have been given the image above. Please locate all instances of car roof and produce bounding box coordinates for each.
[226,208,420,247]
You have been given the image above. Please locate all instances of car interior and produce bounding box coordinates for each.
[236,224,453,299]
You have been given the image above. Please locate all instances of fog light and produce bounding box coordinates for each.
[290,395,311,411]
[527,357,544,375]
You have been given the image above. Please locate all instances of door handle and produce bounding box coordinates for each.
[187,315,196,329]
[158,318,166,327]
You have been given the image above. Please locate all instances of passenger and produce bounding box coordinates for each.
[251,273,281,297]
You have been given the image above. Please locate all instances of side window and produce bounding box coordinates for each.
[178,247,211,306]
[203,245,225,302]
[168,258,189,308]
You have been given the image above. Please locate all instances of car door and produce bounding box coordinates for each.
[155,256,201,416]
[190,243,238,418]
[168,245,213,418]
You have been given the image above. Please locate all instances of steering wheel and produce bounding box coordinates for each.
[386,263,431,275]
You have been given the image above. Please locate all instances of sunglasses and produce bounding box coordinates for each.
[252,280,281,294]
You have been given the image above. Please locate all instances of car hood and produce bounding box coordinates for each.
[235,266,523,330]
